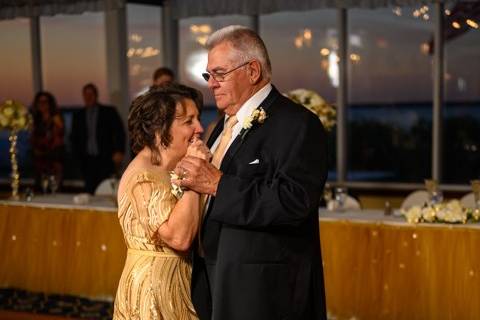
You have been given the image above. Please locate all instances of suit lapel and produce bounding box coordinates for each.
[220,87,280,172]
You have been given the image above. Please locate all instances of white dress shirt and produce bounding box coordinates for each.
[210,83,272,156]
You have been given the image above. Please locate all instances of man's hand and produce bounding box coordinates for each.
[173,156,222,195]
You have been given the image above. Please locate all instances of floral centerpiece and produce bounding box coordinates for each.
[286,89,336,131]
[401,199,480,224]
[0,100,32,199]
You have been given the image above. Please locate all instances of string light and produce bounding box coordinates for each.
[452,21,461,29]
[320,48,330,56]
[466,19,479,29]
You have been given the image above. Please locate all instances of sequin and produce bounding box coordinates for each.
[113,170,198,320]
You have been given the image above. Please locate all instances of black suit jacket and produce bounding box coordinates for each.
[192,87,328,320]
[70,104,125,173]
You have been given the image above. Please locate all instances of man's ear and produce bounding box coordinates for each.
[249,60,262,84]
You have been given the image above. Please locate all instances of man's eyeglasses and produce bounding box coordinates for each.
[202,61,251,82]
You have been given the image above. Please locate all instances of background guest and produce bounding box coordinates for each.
[70,83,126,194]
[152,67,175,87]
[30,91,65,191]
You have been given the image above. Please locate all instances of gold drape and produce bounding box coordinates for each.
[320,219,480,320]
[0,204,126,299]
[2,203,480,319]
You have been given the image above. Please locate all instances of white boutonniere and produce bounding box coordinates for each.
[169,171,184,199]
[240,107,267,139]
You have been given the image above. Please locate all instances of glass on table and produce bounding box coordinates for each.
[41,174,49,194]
[425,179,442,205]
[334,187,347,211]
[49,175,58,194]
[471,180,480,209]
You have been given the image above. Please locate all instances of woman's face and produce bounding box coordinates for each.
[167,98,203,162]
[37,95,50,117]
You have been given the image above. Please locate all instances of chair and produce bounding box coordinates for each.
[327,195,362,211]
[95,178,119,196]
[460,193,475,209]
[401,190,429,210]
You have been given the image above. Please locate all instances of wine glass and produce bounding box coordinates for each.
[471,180,480,209]
[41,175,49,194]
[49,175,58,194]
[334,187,347,211]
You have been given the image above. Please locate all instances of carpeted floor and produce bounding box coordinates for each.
[0,289,112,320]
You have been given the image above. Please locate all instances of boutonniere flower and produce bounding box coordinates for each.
[169,171,184,199]
[240,107,267,139]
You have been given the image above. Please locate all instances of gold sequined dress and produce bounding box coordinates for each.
[113,170,198,320]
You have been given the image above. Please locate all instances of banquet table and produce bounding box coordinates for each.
[319,209,480,320]
[2,197,480,319]
[0,194,125,300]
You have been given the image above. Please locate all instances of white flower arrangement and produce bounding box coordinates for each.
[285,89,336,131]
[401,200,479,224]
[0,100,31,131]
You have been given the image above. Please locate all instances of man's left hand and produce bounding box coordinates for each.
[173,156,222,196]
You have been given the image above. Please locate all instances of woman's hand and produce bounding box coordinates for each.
[186,137,212,161]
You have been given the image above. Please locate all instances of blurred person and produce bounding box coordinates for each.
[174,25,328,320]
[30,91,65,191]
[152,67,175,87]
[113,83,210,320]
[70,83,126,194]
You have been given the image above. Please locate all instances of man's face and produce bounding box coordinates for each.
[206,42,252,116]
[82,88,97,107]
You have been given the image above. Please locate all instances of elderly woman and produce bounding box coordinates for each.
[113,84,209,320]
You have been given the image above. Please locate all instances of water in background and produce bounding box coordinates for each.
[1,102,479,185]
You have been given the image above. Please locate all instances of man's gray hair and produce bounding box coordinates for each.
[206,25,272,81]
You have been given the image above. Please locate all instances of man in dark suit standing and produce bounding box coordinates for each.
[70,83,126,194]
[175,26,328,320]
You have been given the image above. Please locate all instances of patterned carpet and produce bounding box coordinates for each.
[0,288,113,320]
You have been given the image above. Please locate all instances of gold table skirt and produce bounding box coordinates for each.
[0,203,126,299]
[321,218,480,320]
[2,203,480,319]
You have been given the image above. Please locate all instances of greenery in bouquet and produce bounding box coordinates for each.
[401,199,480,224]
[0,99,32,131]
[286,89,336,131]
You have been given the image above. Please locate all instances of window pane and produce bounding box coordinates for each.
[41,13,108,106]
[0,18,34,181]
[127,3,163,98]
[179,15,251,129]
[260,10,337,178]
[348,6,434,182]
[444,7,480,184]
[40,13,108,182]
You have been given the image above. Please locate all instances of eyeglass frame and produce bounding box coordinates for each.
[202,60,252,82]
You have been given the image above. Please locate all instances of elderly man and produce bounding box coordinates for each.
[175,25,328,320]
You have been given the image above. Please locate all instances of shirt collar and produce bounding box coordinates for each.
[229,83,272,129]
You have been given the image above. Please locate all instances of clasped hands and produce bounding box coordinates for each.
[172,137,222,196]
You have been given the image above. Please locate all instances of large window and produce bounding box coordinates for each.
[347,6,434,182]
[0,18,34,181]
[127,3,163,99]
[179,15,251,128]
[40,13,109,181]
[41,13,108,107]
[260,9,337,177]
[443,10,480,184]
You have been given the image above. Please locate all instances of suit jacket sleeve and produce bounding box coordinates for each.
[210,108,328,228]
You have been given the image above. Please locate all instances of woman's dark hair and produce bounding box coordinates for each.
[32,91,59,117]
[128,83,203,165]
